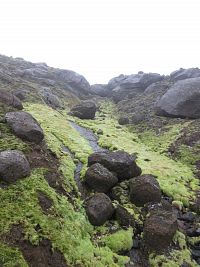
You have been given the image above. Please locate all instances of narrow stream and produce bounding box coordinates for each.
[67,120,147,267]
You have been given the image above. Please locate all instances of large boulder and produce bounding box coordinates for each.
[85,163,118,193]
[143,207,177,251]
[85,193,114,226]
[129,174,161,206]
[108,73,163,91]
[5,111,44,144]
[69,101,97,119]
[170,68,200,81]
[56,69,91,94]
[156,77,200,119]
[0,90,23,110]
[91,84,110,97]
[40,88,62,109]
[0,150,30,183]
[88,150,142,181]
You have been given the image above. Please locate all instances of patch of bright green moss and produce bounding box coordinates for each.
[178,144,200,167]
[101,228,133,253]
[149,231,198,267]
[129,123,189,154]
[0,168,129,266]
[0,243,28,267]
[25,103,93,192]
[70,101,199,206]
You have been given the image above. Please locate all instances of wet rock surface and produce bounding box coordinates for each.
[88,150,142,181]
[0,150,30,183]
[69,101,97,119]
[5,111,44,143]
[129,174,162,206]
[85,163,118,193]
[85,193,115,226]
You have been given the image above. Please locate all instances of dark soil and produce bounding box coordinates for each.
[3,225,68,267]
[37,191,53,215]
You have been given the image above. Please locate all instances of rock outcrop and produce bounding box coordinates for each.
[85,193,114,226]
[156,77,200,119]
[0,150,30,183]
[69,101,97,119]
[129,174,161,206]
[88,150,142,181]
[5,111,44,143]
[170,68,200,81]
[0,90,23,110]
[91,84,110,97]
[85,163,118,193]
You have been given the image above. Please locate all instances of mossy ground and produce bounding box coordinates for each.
[0,102,130,266]
[71,101,199,207]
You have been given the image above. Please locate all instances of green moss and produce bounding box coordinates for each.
[70,101,199,206]
[178,144,200,167]
[101,228,133,253]
[0,243,28,267]
[149,231,198,267]
[25,103,93,192]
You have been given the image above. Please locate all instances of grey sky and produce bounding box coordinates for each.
[0,0,200,84]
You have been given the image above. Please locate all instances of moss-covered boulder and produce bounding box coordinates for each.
[0,150,30,183]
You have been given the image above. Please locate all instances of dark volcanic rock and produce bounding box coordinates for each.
[56,69,91,94]
[170,68,200,81]
[5,111,44,144]
[118,117,129,125]
[12,89,27,100]
[85,193,114,226]
[108,73,163,91]
[0,90,23,109]
[91,84,110,97]
[85,163,118,193]
[70,101,97,119]
[88,150,142,181]
[40,88,62,108]
[143,207,177,251]
[115,205,136,228]
[156,77,200,119]
[129,174,161,206]
[0,150,30,183]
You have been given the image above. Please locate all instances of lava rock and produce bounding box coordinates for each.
[0,150,30,183]
[69,101,96,119]
[12,89,27,100]
[85,193,114,226]
[88,150,142,181]
[115,205,136,228]
[155,77,200,119]
[118,117,129,125]
[85,163,118,193]
[5,111,44,144]
[143,207,177,251]
[0,90,23,109]
[129,174,161,206]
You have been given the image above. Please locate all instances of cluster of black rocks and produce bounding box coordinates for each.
[83,150,179,252]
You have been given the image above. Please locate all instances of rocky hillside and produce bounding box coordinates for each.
[0,54,200,267]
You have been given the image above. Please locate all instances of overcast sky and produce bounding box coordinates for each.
[0,0,200,84]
